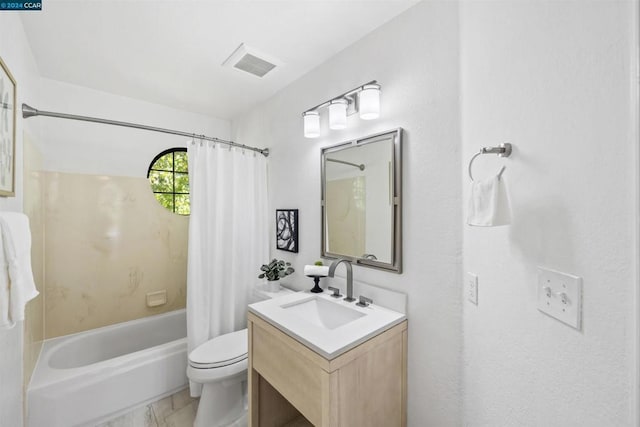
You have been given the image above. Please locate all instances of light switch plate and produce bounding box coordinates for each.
[467,272,478,305]
[537,267,582,330]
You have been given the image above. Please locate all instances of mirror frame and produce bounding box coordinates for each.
[321,128,402,273]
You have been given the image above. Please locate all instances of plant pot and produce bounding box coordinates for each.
[267,279,281,292]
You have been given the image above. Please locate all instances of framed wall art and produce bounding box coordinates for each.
[276,209,298,253]
[0,57,15,197]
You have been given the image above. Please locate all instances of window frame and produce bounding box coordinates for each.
[147,147,189,215]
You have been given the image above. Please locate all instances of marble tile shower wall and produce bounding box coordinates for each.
[44,172,188,338]
[23,134,45,402]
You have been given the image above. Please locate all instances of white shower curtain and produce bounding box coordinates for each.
[186,141,268,396]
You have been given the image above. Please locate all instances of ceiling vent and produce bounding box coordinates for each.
[222,43,280,78]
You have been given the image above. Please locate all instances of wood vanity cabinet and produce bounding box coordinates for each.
[247,312,408,427]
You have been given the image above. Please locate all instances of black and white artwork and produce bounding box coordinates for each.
[276,209,298,253]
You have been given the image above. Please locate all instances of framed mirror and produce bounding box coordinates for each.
[321,128,402,273]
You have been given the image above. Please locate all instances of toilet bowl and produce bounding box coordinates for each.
[187,329,249,427]
[187,285,294,427]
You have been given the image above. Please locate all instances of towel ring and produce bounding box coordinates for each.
[468,143,512,182]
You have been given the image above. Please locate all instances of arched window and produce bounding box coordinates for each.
[147,147,190,215]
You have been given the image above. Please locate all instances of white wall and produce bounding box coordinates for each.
[232,2,462,425]
[38,78,230,176]
[0,13,41,427]
[461,1,637,426]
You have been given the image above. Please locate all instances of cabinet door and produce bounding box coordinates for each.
[251,319,330,426]
[335,332,404,426]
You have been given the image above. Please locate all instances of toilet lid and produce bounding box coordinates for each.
[189,329,248,369]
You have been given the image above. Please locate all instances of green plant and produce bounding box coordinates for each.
[314,260,324,266]
[258,259,294,281]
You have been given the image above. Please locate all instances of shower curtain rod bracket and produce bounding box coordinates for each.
[22,103,38,119]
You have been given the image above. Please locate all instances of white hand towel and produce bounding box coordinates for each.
[304,265,329,277]
[0,212,39,329]
[467,175,511,227]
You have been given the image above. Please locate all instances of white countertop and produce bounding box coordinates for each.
[252,282,297,301]
[248,291,406,360]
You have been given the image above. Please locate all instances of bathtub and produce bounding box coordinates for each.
[28,309,188,427]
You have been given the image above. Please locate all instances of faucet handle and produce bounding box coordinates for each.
[327,286,342,298]
[356,296,373,307]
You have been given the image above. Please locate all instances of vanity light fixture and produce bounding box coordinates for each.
[303,111,320,138]
[329,99,348,130]
[358,83,381,120]
[302,80,381,138]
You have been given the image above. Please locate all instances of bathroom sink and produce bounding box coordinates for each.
[281,296,365,329]
[248,291,406,359]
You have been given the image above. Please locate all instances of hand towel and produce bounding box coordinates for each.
[0,212,39,329]
[304,265,329,277]
[467,175,511,227]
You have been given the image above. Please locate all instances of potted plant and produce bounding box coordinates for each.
[258,259,294,292]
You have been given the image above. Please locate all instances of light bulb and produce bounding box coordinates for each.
[359,84,380,120]
[303,111,320,138]
[329,99,348,130]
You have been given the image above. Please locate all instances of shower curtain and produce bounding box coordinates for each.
[186,141,268,396]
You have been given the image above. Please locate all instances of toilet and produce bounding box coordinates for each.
[187,285,294,427]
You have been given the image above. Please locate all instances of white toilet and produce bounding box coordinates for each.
[187,285,294,427]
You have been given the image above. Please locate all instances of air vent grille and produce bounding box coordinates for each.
[234,53,276,78]
[222,43,280,78]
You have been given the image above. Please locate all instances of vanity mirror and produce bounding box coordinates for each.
[321,128,402,273]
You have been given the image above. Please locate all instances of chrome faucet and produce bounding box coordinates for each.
[328,259,356,302]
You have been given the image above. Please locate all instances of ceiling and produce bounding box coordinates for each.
[21,0,418,119]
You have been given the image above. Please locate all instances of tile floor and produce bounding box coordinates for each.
[96,388,199,427]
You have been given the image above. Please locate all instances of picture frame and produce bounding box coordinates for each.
[276,209,298,253]
[0,57,16,197]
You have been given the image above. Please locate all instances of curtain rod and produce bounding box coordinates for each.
[326,158,365,171]
[21,103,269,157]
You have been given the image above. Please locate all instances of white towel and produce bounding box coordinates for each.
[303,265,329,277]
[467,175,511,227]
[0,212,39,329]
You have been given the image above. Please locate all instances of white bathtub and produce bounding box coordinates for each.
[28,309,188,427]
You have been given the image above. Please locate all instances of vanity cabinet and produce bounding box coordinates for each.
[248,312,408,427]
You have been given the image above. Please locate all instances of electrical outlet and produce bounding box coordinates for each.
[537,267,582,330]
[467,272,478,305]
